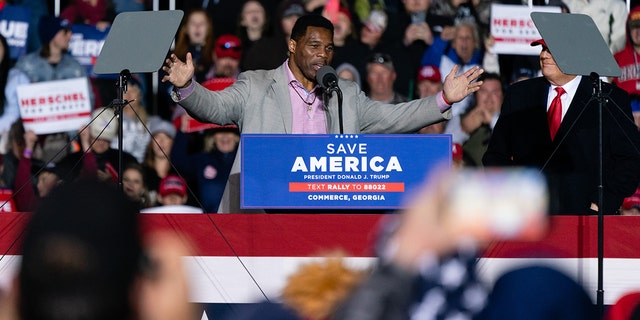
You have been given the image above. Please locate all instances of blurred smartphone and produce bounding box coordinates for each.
[411,12,426,24]
[445,168,548,241]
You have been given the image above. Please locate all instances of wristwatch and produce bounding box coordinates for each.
[170,79,192,102]
[170,89,182,102]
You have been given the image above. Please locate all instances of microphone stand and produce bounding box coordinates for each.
[323,86,344,134]
[332,87,344,134]
[113,69,130,191]
[317,66,344,134]
[591,72,606,316]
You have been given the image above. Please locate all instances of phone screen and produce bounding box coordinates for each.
[446,168,548,240]
[411,12,426,24]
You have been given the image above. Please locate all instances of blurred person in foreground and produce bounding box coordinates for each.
[280,253,366,320]
[224,251,366,320]
[0,179,196,320]
[334,168,552,320]
[162,14,483,212]
[483,38,640,215]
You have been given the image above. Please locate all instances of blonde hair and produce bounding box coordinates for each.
[281,251,366,320]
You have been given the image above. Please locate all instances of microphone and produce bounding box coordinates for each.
[316,65,344,133]
[316,65,339,90]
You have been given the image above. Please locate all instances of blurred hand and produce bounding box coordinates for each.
[23,130,37,151]
[440,26,456,41]
[180,114,190,133]
[484,34,495,50]
[79,125,91,152]
[442,65,484,104]
[95,21,111,32]
[461,107,492,134]
[404,22,433,46]
[96,168,113,182]
[161,53,195,88]
[0,278,19,320]
[389,170,457,270]
[137,232,196,320]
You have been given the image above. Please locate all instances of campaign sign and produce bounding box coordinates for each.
[69,24,109,76]
[17,78,92,135]
[0,5,30,60]
[241,134,451,209]
[490,4,560,55]
[0,189,16,212]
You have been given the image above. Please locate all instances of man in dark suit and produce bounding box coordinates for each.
[483,39,640,215]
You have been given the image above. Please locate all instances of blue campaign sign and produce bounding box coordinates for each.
[0,5,30,60]
[69,24,109,76]
[241,134,452,209]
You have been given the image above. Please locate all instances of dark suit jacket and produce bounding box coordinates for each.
[483,76,640,215]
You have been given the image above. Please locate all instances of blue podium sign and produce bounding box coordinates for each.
[241,134,452,209]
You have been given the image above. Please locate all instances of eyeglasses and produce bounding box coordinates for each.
[368,53,392,64]
[219,42,241,51]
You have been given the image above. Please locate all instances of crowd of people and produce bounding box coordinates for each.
[0,0,637,215]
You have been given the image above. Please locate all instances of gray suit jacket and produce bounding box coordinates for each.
[177,63,452,212]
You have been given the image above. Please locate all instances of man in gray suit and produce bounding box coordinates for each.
[162,14,484,212]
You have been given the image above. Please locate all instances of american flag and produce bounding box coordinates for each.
[1,213,639,318]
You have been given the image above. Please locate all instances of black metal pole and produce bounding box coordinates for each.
[116,69,130,191]
[592,72,604,317]
[336,88,343,134]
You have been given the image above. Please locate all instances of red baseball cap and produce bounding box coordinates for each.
[159,175,187,197]
[530,38,547,47]
[215,34,242,60]
[622,189,640,210]
[417,65,442,83]
[452,143,463,161]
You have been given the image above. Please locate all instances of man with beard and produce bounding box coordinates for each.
[162,14,483,212]
[205,34,243,80]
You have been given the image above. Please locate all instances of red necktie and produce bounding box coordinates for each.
[548,87,565,140]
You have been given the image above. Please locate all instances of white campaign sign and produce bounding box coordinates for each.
[490,4,561,55]
[17,77,92,134]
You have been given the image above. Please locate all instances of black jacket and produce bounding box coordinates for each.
[483,76,640,214]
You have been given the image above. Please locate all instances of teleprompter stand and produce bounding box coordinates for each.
[531,12,622,316]
[93,10,183,189]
